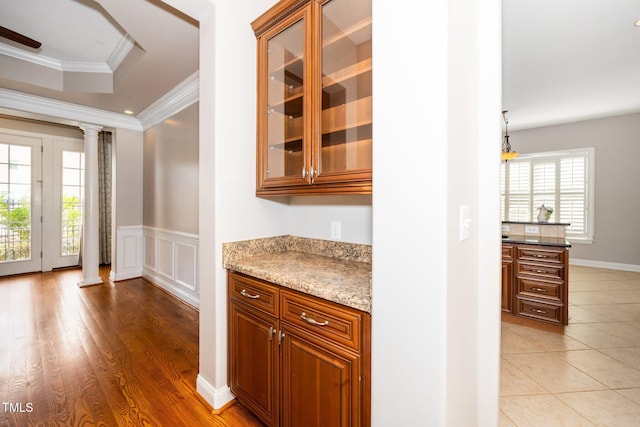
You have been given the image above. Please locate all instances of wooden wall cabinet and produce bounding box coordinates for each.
[252,0,372,196]
[502,243,569,329]
[228,271,371,427]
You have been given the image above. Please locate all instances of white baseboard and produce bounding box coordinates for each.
[142,270,199,308]
[196,374,234,410]
[570,258,640,273]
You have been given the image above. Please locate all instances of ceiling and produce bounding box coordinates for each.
[0,1,639,130]
[0,0,199,118]
[503,0,640,130]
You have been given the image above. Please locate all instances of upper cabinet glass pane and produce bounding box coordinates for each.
[320,0,372,175]
[265,18,306,181]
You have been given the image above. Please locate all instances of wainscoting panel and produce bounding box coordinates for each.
[110,226,143,281]
[142,226,199,308]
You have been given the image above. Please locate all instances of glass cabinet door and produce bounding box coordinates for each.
[259,8,311,187]
[316,0,372,182]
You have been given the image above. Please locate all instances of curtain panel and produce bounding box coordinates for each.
[98,131,112,265]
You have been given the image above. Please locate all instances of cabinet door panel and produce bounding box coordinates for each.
[229,303,279,427]
[258,6,312,189]
[502,258,513,313]
[315,0,372,182]
[281,323,360,427]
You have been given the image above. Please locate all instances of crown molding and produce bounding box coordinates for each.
[0,44,63,70]
[0,43,114,74]
[0,88,143,131]
[137,71,199,130]
[107,34,135,72]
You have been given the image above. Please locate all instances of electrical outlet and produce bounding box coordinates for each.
[524,225,539,234]
[330,221,341,240]
[502,224,510,233]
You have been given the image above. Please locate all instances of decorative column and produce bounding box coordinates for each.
[78,123,103,287]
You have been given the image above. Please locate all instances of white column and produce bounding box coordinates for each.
[78,123,103,287]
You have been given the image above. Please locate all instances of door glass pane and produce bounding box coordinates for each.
[266,19,305,180]
[61,150,84,256]
[320,0,372,174]
[0,145,32,262]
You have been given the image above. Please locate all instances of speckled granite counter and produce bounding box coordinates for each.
[223,235,372,313]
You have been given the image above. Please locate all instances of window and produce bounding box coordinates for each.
[0,143,32,261]
[61,150,84,256]
[501,148,595,242]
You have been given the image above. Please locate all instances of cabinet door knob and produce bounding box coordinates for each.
[240,289,260,299]
[301,312,329,326]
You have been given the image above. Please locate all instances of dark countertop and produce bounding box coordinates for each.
[502,235,572,248]
[502,221,571,226]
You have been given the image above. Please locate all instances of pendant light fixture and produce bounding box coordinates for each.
[501,110,518,161]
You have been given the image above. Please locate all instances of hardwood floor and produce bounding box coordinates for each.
[0,267,263,426]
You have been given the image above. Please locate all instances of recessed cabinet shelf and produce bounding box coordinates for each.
[253,0,372,196]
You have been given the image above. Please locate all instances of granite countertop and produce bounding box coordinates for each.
[502,235,572,248]
[223,235,372,313]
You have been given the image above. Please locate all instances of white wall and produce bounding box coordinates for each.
[287,195,372,244]
[143,102,199,235]
[196,0,289,407]
[110,127,144,279]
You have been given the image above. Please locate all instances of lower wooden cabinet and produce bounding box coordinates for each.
[228,271,371,427]
[501,244,514,314]
[502,243,569,328]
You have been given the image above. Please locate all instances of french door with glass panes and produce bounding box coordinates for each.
[0,133,43,275]
[47,140,84,269]
[1,133,84,276]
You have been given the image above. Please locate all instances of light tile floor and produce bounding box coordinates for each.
[500,265,640,427]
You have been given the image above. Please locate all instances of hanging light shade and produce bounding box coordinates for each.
[501,110,518,161]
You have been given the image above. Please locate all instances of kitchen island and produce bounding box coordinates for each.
[502,221,571,333]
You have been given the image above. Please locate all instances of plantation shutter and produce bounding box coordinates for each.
[506,161,530,221]
[501,148,593,241]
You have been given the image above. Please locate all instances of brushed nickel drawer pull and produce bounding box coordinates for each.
[278,330,285,345]
[531,287,548,293]
[528,307,549,314]
[269,326,275,341]
[240,289,260,299]
[531,269,552,274]
[531,253,548,258]
[301,312,329,326]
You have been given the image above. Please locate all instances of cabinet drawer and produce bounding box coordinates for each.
[515,297,563,324]
[281,290,363,352]
[516,246,565,264]
[516,261,564,281]
[229,272,279,317]
[517,277,562,302]
[502,244,514,259]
